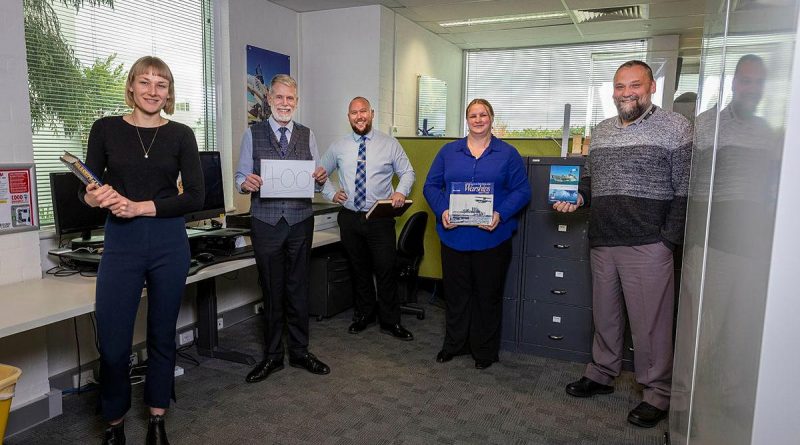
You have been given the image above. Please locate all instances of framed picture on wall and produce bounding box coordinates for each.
[246,45,290,126]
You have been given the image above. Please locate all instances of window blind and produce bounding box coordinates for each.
[24,0,216,226]
[464,40,648,137]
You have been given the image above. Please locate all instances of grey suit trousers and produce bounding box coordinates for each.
[584,242,675,411]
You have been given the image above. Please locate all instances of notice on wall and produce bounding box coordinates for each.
[0,165,38,234]
[259,159,315,198]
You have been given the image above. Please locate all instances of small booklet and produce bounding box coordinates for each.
[59,151,102,186]
[548,165,580,204]
[365,199,413,219]
[449,182,494,226]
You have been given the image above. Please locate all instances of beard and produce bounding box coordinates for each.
[351,120,372,136]
[615,95,651,122]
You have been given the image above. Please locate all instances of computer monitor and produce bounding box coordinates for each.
[50,172,107,247]
[185,151,225,225]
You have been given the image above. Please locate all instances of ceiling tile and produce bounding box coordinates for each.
[404,0,567,22]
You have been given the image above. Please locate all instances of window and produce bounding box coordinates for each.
[464,40,648,138]
[24,0,216,226]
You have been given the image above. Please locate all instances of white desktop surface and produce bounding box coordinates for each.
[0,227,340,339]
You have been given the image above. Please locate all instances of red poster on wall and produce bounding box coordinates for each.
[0,166,38,232]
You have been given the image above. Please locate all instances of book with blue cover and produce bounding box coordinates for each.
[449,182,494,226]
[548,165,580,204]
[59,151,103,186]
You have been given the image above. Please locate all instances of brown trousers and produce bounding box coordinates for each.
[584,242,675,410]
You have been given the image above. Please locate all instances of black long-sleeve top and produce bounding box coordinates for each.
[83,116,204,218]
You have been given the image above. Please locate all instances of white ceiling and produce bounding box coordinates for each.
[269,0,709,65]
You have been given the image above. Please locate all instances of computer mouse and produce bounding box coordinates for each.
[195,252,215,263]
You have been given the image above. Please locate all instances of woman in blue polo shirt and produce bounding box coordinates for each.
[423,99,530,370]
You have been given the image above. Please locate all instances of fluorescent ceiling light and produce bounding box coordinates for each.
[439,11,570,28]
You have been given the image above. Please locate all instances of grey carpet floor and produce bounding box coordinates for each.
[7,300,667,444]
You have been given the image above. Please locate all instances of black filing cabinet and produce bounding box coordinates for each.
[500,225,524,350]
[518,157,594,362]
[309,244,353,320]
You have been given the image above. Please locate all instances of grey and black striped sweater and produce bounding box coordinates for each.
[579,106,693,250]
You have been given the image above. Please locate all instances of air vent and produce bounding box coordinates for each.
[572,5,649,24]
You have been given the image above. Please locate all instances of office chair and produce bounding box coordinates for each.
[396,211,428,320]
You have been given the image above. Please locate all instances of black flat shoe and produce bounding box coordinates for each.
[627,401,668,428]
[348,315,376,334]
[289,352,330,375]
[146,415,169,445]
[474,359,494,369]
[565,376,614,398]
[379,323,414,341]
[101,421,125,445]
[436,350,454,363]
[245,358,284,383]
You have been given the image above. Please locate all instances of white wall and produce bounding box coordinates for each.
[393,14,463,138]
[299,5,383,152]
[0,0,51,409]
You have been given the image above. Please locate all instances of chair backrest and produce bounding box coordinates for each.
[397,211,428,259]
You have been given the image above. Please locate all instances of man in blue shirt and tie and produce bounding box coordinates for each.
[235,74,330,383]
[319,97,416,340]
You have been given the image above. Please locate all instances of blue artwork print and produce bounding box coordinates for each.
[246,45,290,126]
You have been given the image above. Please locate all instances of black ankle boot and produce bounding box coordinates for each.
[146,414,170,445]
[101,421,125,445]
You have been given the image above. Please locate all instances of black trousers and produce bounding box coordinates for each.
[96,216,190,421]
[337,209,400,324]
[250,216,314,360]
[440,239,512,362]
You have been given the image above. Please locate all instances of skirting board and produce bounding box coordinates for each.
[5,389,62,438]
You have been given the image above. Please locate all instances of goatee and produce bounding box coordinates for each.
[616,99,650,122]
[351,122,372,136]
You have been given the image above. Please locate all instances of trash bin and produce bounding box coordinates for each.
[0,364,22,442]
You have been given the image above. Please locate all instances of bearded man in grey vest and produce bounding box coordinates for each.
[235,74,331,383]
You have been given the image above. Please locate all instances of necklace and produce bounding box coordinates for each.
[132,115,161,159]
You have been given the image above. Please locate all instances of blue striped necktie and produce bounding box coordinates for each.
[278,127,289,158]
[354,135,367,210]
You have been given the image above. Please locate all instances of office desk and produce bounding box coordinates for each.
[0,228,341,362]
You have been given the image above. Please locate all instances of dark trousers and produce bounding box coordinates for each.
[583,243,675,410]
[250,216,313,360]
[96,216,190,421]
[440,239,512,362]
[337,209,400,324]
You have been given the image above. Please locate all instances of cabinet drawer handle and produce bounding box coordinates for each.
[554,244,570,249]
[551,289,567,295]
[548,334,564,341]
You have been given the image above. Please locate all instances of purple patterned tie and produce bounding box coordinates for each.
[278,127,289,158]
[353,135,367,210]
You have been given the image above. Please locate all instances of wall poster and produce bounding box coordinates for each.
[246,45,290,126]
[0,164,39,234]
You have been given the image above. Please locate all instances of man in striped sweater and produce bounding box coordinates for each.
[554,60,693,428]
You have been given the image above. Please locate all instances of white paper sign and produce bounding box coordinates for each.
[259,159,315,198]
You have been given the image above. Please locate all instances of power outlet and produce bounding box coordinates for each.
[72,369,95,388]
[129,352,138,367]
[179,330,195,345]
[217,318,224,329]
[253,302,264,314]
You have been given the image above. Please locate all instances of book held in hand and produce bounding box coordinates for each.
[59,151,102,186]
[548,165,580,204]
[365,199,413,219]
[449,182,494,226]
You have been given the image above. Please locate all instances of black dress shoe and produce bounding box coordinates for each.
[348,315,376,334]
[289,352,330,375]
[474,359,494,369]
[436,350,454,363]
[627,401,668,428]
[146,415,169,445]
[565,376,614,398]
[379,323,413,341]
[101,421,125,445]
[245,358,284,383]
